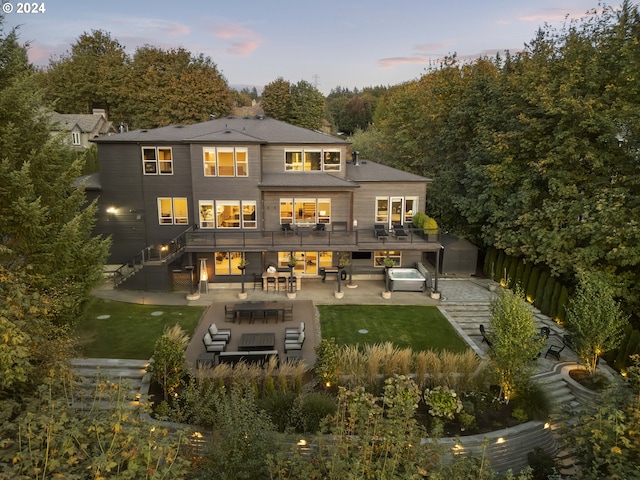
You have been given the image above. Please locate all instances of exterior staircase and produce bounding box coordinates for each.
[69,358,149,410]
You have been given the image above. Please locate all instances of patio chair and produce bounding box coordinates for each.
[374,224,389,240]
[236,309,253,324]
[392,223,409,239]
[202,333,226,353]
[545,334,572,361]
[283,304,294,321]
[281,223,293,236]
[313,223,326,234]
[265,308,280,323]
[479,324,492,347]
[285,322,305,340]
[284,331,305,353]
[224,305,235,322]
[208,323,231,342]
[253,273,262,290]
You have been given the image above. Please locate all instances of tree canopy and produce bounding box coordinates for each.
[262,78,326,129]
[37,30,234,129]
[371,2,640,315]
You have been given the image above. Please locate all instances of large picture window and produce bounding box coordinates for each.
[203,147,248,177]
[157,197,187,224]
[143,147,173,175]
[285,149,341,172]
[199,200,257,229]
[280,198,331,225]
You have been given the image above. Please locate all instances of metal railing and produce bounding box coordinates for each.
[113,226,193,287]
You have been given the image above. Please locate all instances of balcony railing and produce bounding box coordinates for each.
[185,227,440,250]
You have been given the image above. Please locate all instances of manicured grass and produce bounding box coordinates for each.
[318,305,468,353]
[73,298,206,359]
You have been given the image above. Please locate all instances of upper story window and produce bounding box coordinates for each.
[280,198,331,225]
[158,197,187,224]
[376,196,419,226]
[203,147,248,177]
[285,149,341,172]
[198,200,256,229]
[143,147,173,175]
[71,131,81,145]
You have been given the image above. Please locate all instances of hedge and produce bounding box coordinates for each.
[549,282,562,319]
[534,271,550,310]
[526,267,540,303]
[495,251,506,283]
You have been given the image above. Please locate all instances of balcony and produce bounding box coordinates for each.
[184,226,441,252]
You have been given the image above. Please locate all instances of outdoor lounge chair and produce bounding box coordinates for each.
[281,223,293,236]
[202,333,226,353]
[374,224,389,240]
[479,324,492,347]
[313,223,326,234]
[545,334,572,361]
[284,331,305,353]
[392,223,409,239]
[285,322,305,340]
[208,323,231,342]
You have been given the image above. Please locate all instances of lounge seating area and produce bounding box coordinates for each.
[545,334,572,361]
[392,223,409,239]
[374,224,389,240]
[284,331,305,353]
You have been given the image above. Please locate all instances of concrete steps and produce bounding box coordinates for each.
[70,358,149,409]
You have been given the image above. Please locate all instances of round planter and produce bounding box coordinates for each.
[346,283,358,289]
[334,291,344,299]
[237,292,248,300]
[430,291,441,300]
[185,292,200,301]
[382,291,391,299]
[488,283,498,292]
[561,364,609,404]
[286,292,297,299]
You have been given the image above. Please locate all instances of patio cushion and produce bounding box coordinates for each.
[208,323,231,342]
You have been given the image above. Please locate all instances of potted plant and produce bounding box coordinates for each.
[381,257,395,298]
[287,254,299,297]
[339,253,357,289]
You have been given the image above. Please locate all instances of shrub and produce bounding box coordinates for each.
[258,390,297,432]
[511,381,550,421]
[494,250,506,283]
[483,247,497,278]
[549,281,562,319]
[521,261,533,295]
[527,447,559,480]
[526,267,540,303]
[294,392,338,433]
[514,258,526,290]
[541,277,555,315]
[556,285,569,324]
[147,324,189,402]
[534,271,550,309]
[423,385,463,420]
[507,256,518,289]
[412,211,427,229]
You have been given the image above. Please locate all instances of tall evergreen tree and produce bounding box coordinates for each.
[0,22,110,325]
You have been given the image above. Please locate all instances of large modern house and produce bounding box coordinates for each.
[90,116,442,291]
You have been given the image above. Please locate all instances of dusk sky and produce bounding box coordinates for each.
[4,0,601,94]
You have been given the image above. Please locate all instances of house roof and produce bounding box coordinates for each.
[50,112,115,135]
[92,116,349,145]
[260,173,358,190]
[73,173,101,191]
[345,160,432,183]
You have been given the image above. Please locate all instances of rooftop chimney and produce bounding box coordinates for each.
[352,150,360,166]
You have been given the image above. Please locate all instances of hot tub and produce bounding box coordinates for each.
[387,268,426,292]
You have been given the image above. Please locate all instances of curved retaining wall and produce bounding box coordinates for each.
[425,420,557,476]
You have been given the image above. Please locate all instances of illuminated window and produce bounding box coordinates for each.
[323,150,340,171]
[216,201,240,228]
[214,251,244,275]
[202,147,249,176]
[374,251,401,267]
[157,197,187,224]
[199,201,214,228]
[280,199,293,224]
[376,197,389,223]
[285,151,303,171]
[281,198,331,225]
[285,149,341,171]
[242,201,256,228]
[143,147,173,175]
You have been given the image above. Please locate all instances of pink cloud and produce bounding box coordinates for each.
[519,7,591,23]
[214,24,256,40]
[227,41,259,56]
[378,56,428,69]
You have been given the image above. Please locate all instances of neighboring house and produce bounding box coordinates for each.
[91,116,442,291]
[50,109,117,150]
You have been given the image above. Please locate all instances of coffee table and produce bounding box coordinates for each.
[239,333,276,351]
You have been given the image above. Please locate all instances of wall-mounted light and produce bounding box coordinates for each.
[106,206,117,215]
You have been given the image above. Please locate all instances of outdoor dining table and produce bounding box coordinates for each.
[238,333,276,351]
[227,301,287,323]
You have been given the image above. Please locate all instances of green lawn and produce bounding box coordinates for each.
[318,305,468,353]
[73,298,206,359]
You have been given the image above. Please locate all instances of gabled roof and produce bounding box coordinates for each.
[92,116,349,145]
[345,160,432,183]
[50,112,115,134]
[260,173,358,190]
